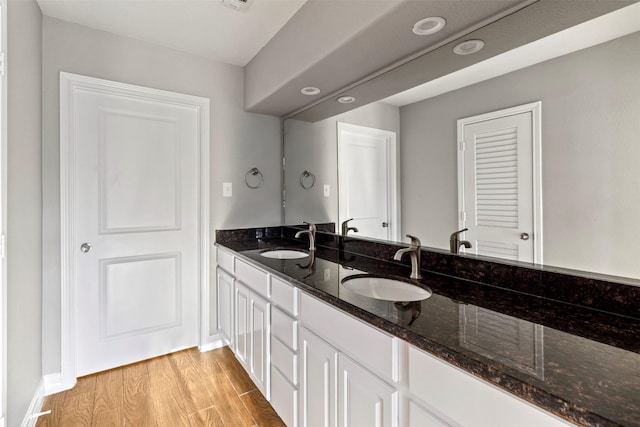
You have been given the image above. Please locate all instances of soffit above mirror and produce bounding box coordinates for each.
[284,0,634,123]
[244,0,534,117]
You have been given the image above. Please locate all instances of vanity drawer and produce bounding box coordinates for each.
[271,276,299,316]
[300,292,399,382]
[408,345,570,427]
[272,306,297,351]
[235,259,269,298]
[217,247,234,274]
[271,335,297,385]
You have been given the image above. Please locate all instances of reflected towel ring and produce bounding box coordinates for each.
[300,170,316,189]
[245,167,263,189]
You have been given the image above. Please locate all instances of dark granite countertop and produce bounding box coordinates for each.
[215,232,640,427]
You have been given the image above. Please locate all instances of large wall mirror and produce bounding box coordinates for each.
[284,4,640,282]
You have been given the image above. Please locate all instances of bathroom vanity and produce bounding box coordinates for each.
[214,226,640,427]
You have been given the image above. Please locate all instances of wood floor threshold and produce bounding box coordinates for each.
[36,346,285,427]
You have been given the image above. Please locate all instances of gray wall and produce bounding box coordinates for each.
[42,17,282,375]
[284,102,399,225]
[400,32,640,278]
[7,0,43,425]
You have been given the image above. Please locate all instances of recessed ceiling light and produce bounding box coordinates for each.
[412,17,446,35]
[301,87,321,96]
[453,39,485,55]
[337,96,356,104]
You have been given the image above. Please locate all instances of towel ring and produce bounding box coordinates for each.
[300,170,316,189]
[245,168,263,189]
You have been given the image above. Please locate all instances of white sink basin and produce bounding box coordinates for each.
[342,276,431,302]
[260,249,309,260]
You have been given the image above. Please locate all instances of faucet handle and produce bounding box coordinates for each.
[450,228,468,239]
[406,234,421,247]
[303,221,316,232]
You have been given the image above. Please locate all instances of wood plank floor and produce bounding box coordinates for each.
[36,346,286,427]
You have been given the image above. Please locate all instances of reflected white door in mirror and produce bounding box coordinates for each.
[338,122,399,241]
[457,102,542,264]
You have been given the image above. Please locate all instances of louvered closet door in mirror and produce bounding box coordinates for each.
[458,103,542,263]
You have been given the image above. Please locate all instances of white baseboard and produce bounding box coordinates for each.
[198,333,228,352]
[20,378,44,427]
[43,372,75,396]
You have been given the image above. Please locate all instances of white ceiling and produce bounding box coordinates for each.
[36,0,307,67]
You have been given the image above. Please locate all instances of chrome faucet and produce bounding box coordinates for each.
[393,234,423,279]
[295,222,316,251]
[341,218,359,236]
[450,228,472,254]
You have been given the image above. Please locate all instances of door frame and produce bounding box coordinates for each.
[57,72,210,393]
[0,0,6,422]
[337,122,400,242]
[457,101,543,264]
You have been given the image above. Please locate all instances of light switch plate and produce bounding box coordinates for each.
[324,184,330,197]
[223,182,232,197]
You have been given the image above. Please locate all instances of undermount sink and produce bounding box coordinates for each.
[342,275,432,302]
[260,249,309,260]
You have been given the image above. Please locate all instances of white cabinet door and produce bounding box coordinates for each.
[338,354,397,427]
[250,291,270,398]
[234,281,250,368]
[272,365,298,427]
[299,327,338,427]
[217,267,234,345]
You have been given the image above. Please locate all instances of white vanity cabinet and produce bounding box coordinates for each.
[299,327,397,427]
[215,248,573,427]
[299,292,400,427]
[216,247,272,399]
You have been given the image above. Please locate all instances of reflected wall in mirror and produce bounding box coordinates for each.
[284,12,640,281]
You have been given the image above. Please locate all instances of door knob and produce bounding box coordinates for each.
[80,242,92,253]
[520,233,530,241]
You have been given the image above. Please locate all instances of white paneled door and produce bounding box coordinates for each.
[338,122,399,241]
[64,73,207,377]
[458,102,542,264]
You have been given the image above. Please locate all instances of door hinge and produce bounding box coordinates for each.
[0,52,5,77]
[460,211,467,223]
[0,234,5,258]
[459,140,465,151]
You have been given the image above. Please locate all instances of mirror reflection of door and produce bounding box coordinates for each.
[337,122,399,241]
[457,102,542,263]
